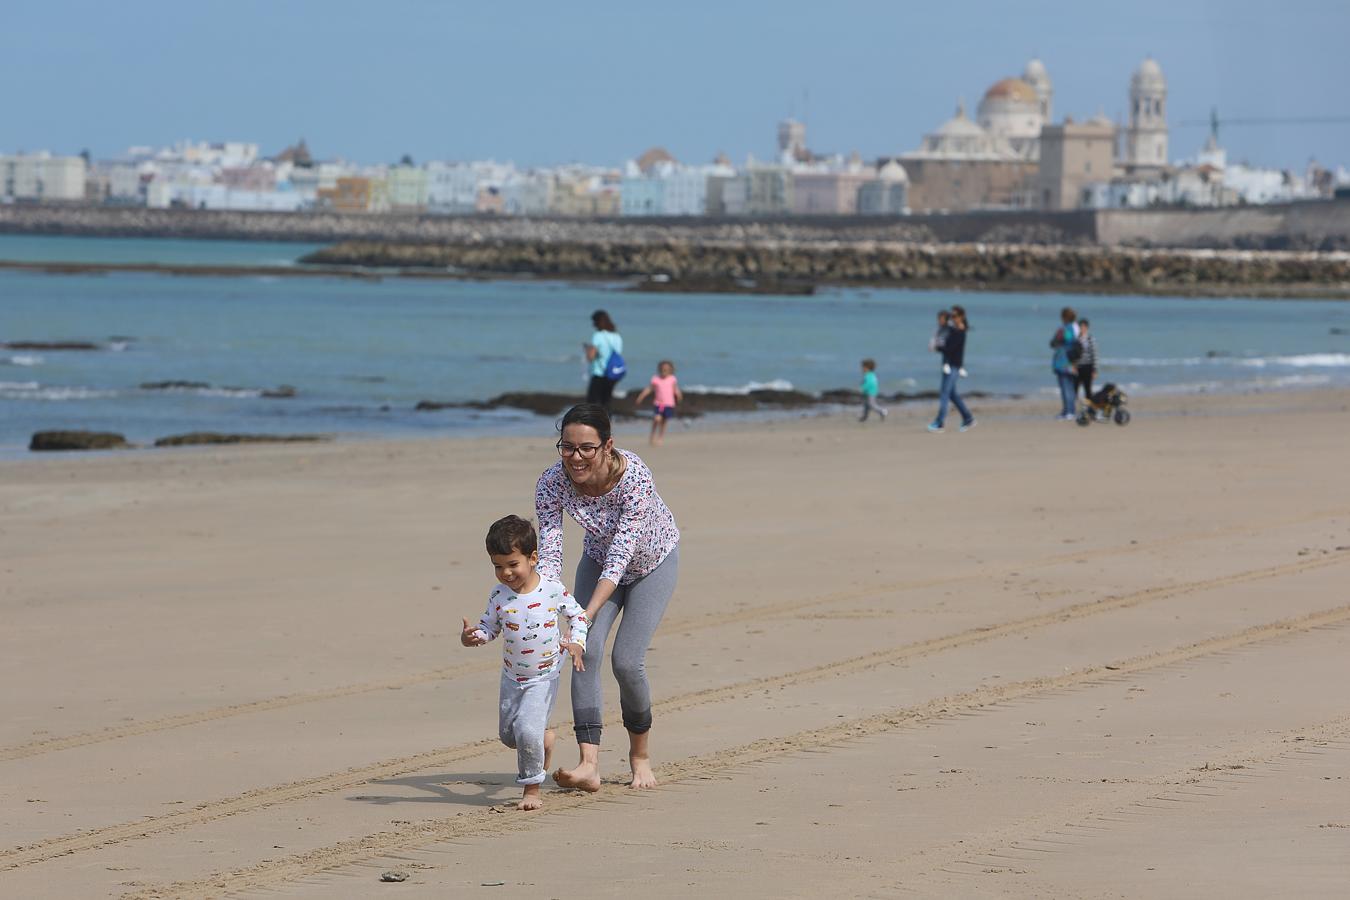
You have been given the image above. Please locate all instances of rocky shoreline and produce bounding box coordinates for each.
[299,239,1350,299]
[415,387,999,419]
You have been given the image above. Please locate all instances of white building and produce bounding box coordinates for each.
[1125,57,1168,171]
[426,161,514,214]
[620,155,733,216]
[0,153,88,202]
[856,159,910,214]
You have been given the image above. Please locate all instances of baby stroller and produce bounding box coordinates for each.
[1077,383,1131,426]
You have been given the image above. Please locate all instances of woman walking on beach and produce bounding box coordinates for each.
[928,307,975,433]
[1050,306,1080,420]
[536,403,680,791]
[583,310,623,410]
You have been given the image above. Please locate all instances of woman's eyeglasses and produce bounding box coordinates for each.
[556,441,602,459]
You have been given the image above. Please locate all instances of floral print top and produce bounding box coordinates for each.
[536,449,680,586]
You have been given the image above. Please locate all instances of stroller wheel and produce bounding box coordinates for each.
[1114,408,1132,426]
[1076,411,1092,427]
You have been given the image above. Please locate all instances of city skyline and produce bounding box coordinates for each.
[5,0,1348,171]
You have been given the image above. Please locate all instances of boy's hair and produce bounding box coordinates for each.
[485,515,538,557]
[861,358,876,370]
[937,310,950,322]
[1078,318,1090,327]
[1060,306,1077,324]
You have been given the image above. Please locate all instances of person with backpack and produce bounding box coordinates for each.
[583,310,625,410]
[1049,306,1080,421]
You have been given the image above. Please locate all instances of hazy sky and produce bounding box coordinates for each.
[5,0,1347,170]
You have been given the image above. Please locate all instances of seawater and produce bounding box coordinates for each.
[3,234,1349,452]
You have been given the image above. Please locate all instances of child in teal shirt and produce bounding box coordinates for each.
[859,358,887,423]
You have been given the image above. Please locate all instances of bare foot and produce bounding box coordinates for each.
[628,754,657,789]
[552,761,601,792]
[518,784,542,811]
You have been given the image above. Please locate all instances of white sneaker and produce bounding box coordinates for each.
[959,420,977,432]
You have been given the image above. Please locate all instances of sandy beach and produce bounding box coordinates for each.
[3,389,1349,899]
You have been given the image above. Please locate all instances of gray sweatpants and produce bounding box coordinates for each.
[498,672,560,785]
[570,547,678,745]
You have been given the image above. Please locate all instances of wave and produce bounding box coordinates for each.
[2,354,44,366]
[140,384,263,398]
[681,379,796,395]
[0,381,117,400]
[1237,353,1350,369]
[1108,353,1350,369]
[1123,374,1335,395]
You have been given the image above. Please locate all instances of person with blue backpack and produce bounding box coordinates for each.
[583,309,625,410]
[1049,306,1081,421]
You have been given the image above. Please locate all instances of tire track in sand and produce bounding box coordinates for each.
[5,510,1344,763]
[119,602,1350,900]
[3,550,1345,875]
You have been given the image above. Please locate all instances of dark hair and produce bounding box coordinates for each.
[485,514,537,557]
[559,402,612,444]
[1078,317,1090,327]
[937,310,950,322]
[951,304,969,328]
[591,309,616,332]
[861,358,876,370]
[1060,306,1077,324]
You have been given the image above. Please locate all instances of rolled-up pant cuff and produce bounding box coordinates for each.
[623,709,652,734]
[517,771,547,786]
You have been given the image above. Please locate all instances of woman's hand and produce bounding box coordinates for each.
[460,617,487,647]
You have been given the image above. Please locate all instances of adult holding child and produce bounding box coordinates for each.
[536,403,680,791]
[583,309,624,410]
[1049,306,1080,420]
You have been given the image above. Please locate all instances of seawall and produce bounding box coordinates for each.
[1,199,1347,250]
[299,240,1350,298]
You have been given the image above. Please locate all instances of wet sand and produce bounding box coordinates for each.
[2,389,1349,898]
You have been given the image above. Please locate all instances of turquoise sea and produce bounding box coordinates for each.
[3,234,1349,453]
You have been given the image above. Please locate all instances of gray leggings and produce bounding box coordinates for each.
[570,546,678,745]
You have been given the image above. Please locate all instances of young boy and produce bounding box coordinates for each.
[859,358,887,422]
[461,515,589,810]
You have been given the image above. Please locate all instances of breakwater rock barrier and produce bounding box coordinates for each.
[302,240,1350,298]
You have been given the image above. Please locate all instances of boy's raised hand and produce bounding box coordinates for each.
[461,617,487,647]
[563,641,585,671]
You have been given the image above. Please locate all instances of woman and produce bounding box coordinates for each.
[1049,306,1079,420]
[928,306,975,432]
[535,403,680,791]
[583,310,623,410]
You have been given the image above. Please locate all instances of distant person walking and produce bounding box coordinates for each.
[1076,318,1098,401]
[583,310,624,410]
[634,360,683,445]
[928,307,975,433]
[858,358,887,423]
[1049,306,1080,420]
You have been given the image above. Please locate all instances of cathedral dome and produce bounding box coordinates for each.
[935,102,985,138]
[982,78,1038,104]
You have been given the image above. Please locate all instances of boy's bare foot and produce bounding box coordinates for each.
[553,761,601,792]
[518,783,542,811]
[629,754,657,789]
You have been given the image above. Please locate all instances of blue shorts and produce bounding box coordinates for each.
[653,404,676,420]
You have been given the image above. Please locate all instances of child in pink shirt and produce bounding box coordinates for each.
[634,360,683,446]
